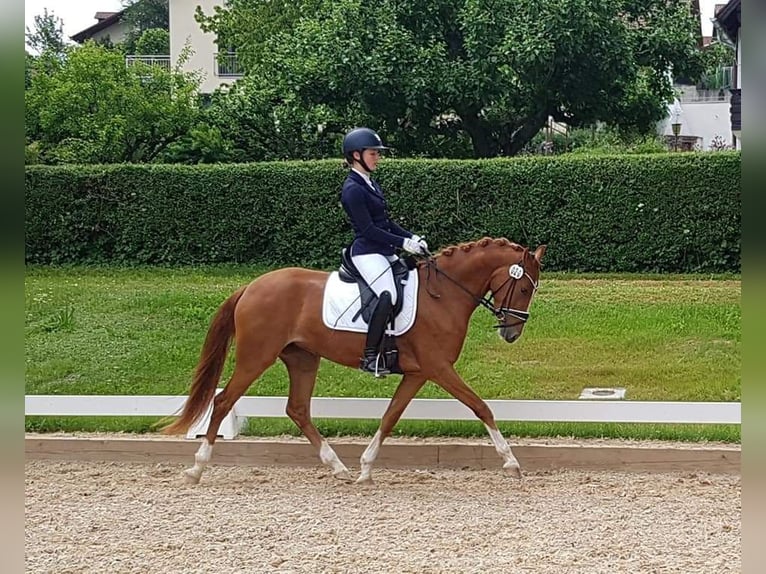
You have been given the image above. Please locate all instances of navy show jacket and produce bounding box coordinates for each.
[340,170,414,256]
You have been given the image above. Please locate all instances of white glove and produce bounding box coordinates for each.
[402,237,426,255]
[411,235,429,252]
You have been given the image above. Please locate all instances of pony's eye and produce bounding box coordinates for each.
[521,288,529,295]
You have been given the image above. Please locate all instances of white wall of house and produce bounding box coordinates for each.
[659,100,733,150]
[736,30,741,89]
[169,0,233,93]
[90,21,131,45]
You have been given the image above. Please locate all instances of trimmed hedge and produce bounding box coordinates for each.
[25,153,740,272]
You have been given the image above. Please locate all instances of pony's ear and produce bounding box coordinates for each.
[533,245,547,262]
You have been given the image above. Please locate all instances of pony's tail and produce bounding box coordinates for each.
[160,286,247,435]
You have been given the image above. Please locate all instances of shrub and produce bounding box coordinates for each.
[25,152,740,272]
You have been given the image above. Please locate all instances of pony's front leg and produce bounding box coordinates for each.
[357,430,383,484]
[318,440,351,480]
[357,374,426,484]
[484,423,522,478]
[432,366,521,478]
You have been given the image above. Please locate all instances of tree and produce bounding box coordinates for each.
[25,42,200,164]
[134,28,170,55]
[121,0,169,53]
[25,51,35,89]
[25,10,68,93]
[199,0,704,158]
[194,77,345,162]
[25,8,66,56]
[158,124,243,163]
[698,41,736,89]
[122,0,169,31]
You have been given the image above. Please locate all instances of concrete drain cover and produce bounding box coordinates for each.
[579,387,626,400]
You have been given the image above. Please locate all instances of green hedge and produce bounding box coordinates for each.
[25,153,740,272]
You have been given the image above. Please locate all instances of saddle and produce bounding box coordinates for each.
[338,248,415,324]
[336,249,417,376]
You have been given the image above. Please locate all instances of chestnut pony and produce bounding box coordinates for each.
[163,237,546,484]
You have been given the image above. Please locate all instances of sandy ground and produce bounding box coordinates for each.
[26,459,740,574]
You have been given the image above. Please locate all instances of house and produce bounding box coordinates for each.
[70,10,131,45]
[712,0,741,148]
[71,1,242,93]
[169,0,242,93]
[657,0,736,151]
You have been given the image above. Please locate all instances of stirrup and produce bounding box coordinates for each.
[360,352,390,378]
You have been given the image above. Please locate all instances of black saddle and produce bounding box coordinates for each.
[338,248,416,324]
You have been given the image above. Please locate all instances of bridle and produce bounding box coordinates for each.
[423,252,539,329]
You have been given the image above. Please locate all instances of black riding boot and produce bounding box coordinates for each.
[360,291,393,377]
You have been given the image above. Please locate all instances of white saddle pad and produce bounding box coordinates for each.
[322,270,419,335]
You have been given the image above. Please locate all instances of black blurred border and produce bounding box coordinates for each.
[4,1,24,571]
[742,0,765,572]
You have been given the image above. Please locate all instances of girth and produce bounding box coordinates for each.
[338,248,413,324]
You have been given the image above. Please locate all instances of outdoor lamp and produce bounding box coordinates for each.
[671,121,682,151]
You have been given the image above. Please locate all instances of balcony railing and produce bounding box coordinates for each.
[125,54,243,79]
[677,89,730,103]
[214,52,243,77]
[676,83,731,104]
[674,66,734,103]
[701,66,734,90]
[125,55,171,71]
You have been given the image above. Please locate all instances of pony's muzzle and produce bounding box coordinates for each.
[499,326,522,343]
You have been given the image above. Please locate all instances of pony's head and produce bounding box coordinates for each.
[487,243,546,343]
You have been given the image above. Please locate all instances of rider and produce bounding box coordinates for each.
[340,127,428,376]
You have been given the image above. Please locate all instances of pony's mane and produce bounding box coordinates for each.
[433,237,523,258]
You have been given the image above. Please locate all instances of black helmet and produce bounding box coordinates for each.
[342,127,390,157]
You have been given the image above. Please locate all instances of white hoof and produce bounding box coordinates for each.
[183,468,202,485]
[333,468,353,482]
[503,461,522,479]
[355,474,374,485]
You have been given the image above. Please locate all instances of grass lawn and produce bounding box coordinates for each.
[25,266,740,442]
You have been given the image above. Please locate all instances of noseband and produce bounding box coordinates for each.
[423,256,539,329]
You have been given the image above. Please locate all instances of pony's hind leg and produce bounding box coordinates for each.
[432,366,522,478]
[357,374,426,484]
[281,345,352,481]
[184,350,279,485]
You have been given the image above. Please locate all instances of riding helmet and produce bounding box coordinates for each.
[342,127,390,158]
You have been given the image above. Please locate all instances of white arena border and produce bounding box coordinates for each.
[26,395,741,429]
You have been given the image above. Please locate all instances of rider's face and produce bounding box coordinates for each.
[357,149,381,172]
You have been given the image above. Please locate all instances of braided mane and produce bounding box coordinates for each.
[434,237,523,258]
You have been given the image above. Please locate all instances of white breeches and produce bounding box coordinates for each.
[350,252,399,305]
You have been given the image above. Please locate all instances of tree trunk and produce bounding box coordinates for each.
[459,109,498,158]
[459,106,551,158]
[502,109,550,156]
